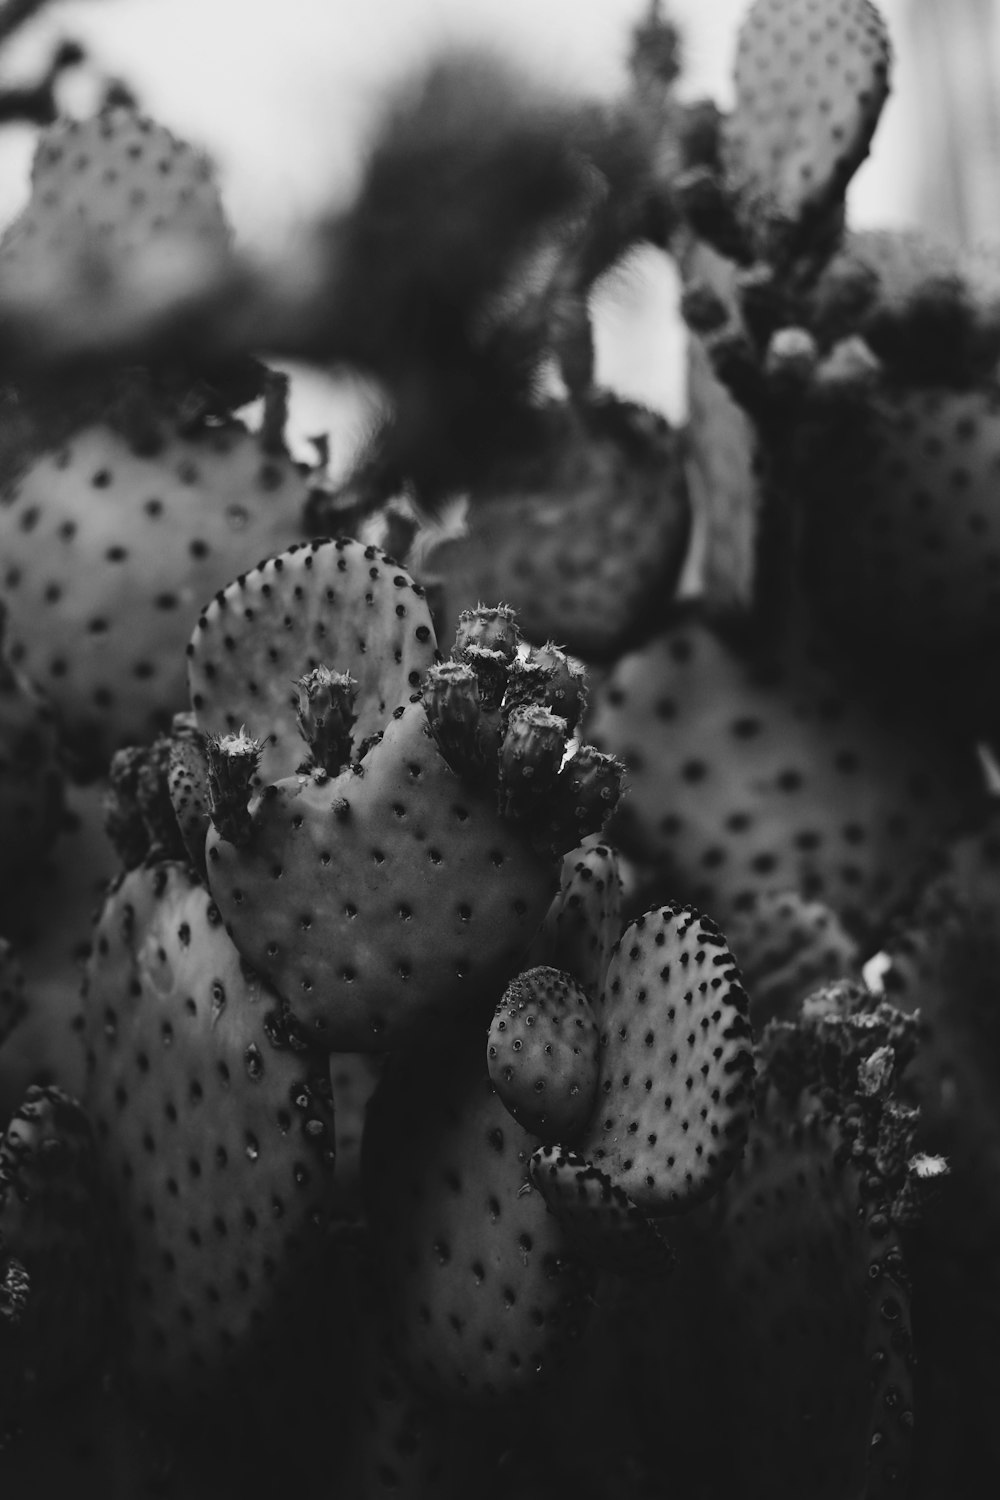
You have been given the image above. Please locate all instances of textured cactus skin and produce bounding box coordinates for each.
[188,537,440,787]
[0,419,309,765]
[82,862,338,1406]
[722,0,891,258]
[487,966,600,1142]
[205,701,559,1051]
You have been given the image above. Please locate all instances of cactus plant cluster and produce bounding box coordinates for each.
[0,0,997,1493]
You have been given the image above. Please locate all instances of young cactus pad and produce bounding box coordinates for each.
[362,1025,593,1403]
[579,904,755,1215]
[187,537,439,785]
[722,0,891,256]
[487,966,600,1143]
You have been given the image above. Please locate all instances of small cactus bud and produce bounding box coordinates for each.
[295,667,358,775]
[680,281,730,336]
[459,645,510,711]
[453,605,520,663]
[764,327,818,397]
[502,655,555,723]
[422,660,485,776]
[206,729,262,848]
[105,739,182,867]
[498,704,568,819]
[540,745,626,856]
[524,644,587,733]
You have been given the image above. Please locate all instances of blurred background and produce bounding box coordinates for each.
[0,0,998,456]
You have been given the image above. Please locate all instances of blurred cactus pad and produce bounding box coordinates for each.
[0,0,999,1494]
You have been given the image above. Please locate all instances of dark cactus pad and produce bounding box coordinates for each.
[420,399,690,661]
[363,1028,593,1404]
[205,701,557,1051]
[188,537,439,785]
[725,889,860,1029]
[82,861,337,1405]
[488,967,600,1142]
[586,612,976,937]
[0,938,27,1049]
[0,610,63,893]
[722,0,891,256]
[0,1087,105,1423]
[580,904,755,1215]
[529,1144,674,1274]
[799,385,1000,667]
[711,1111,914,1500]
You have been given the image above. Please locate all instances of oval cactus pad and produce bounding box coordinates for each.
[82,862,337,1400]
[487,966,600,1143]
[723,0,891,253]
[581,904,754,1215]
[188,537,439,784]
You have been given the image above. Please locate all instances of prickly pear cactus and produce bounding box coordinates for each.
[196,549,623,1050]
[0,0,995,1489]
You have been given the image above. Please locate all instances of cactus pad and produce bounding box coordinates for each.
[188,537,439,785]
[0,419,308,763]
[586,612,976,936]
[363,1030,593,1403]
[205,701,557,1051]
[580,904,754,1215]
[487,967,600,1142]
[722,0,891,256]
[82,861,337,1403]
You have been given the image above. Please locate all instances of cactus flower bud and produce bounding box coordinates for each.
[524,643,587,733]
[453,604,520,663]
[539,744,626,856]
[295,667,358,775]
[498,704,568,819]
[422,660,485,776]
[206,728,262,848]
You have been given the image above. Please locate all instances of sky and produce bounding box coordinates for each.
[0,0,976,456]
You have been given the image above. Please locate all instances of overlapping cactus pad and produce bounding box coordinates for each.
[1,0,997,1491]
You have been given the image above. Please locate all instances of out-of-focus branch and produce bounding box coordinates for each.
[0,38,83,125]
[0,49,679,504]
[0,0,52,47]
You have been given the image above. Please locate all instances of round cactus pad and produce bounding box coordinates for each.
[487,966,600,1143]
[188,537,439,784]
